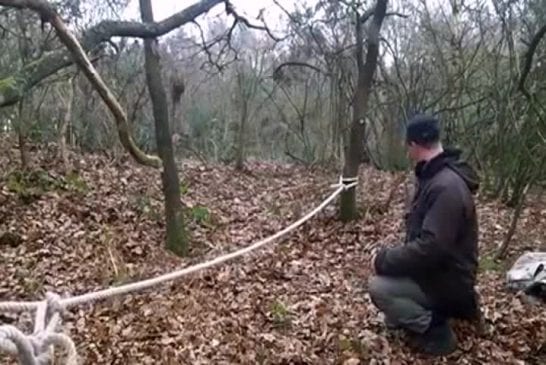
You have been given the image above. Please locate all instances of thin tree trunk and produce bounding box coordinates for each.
[235,101,248,170]
[495,182,530,260]
[58,75,76,170]
[235,73,248,170]
[17,100,30,170]
[140,0,188,256]
[340,0,388,221]
[329,75,338,162]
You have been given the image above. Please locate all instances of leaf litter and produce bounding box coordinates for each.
[0,147,545,364]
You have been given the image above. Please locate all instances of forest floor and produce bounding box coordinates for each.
[0,143,545,365]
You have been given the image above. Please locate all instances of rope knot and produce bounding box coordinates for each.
[0,292,78,365]
[45,292,64,319]
[331,176,358,190]
[33,292,64,336]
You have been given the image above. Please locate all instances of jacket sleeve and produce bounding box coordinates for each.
[374,184,464,277]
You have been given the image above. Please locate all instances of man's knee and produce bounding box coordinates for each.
[368,275,391,305]
[369,275,430,303]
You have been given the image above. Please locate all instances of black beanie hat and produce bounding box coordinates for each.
[405,114,440,145]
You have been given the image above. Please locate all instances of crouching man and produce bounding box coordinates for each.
[369,114,481,356]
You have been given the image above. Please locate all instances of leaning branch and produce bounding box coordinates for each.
[0,0,163,167]
[0,0,224,107]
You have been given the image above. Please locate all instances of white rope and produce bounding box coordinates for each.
[33,302,47,335]
[0,301,41,315]
[61,182,351,307]
[0,178,357,312]
[3,179,357,309]
[0,325,38,365]
[39,333,78,365]
[0,293,77,365]
[0,327,20,355]
[331,175,358,190]
[0,177,358,364]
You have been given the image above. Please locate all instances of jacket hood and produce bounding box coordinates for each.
[416,147,480,194]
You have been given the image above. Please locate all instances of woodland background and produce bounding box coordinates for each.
[0,0,545,363]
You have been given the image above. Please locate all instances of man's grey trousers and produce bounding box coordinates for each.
[368,275,433,334]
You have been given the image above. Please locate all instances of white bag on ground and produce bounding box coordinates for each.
[506,252,546,301]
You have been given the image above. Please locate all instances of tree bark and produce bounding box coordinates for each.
[17,100,30,170]
[58,75,76,170]
[140,0,188,256]
[235,72,249,170]
[495,182,530,260]
[339,0,388,221]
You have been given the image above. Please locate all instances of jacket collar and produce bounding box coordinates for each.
[414,149,460,181]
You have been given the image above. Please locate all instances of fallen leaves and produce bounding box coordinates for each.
[0,147,545,364]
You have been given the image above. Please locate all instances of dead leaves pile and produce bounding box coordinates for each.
[0,151,545,364]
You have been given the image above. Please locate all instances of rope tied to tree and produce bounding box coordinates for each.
[332,176,359,190]
[0,292,78,365]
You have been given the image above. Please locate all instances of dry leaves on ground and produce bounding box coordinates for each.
[0,147,545,364]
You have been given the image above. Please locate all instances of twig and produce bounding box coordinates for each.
[224,0,283,42]
[273,62,328,77]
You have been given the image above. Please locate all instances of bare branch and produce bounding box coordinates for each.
[224,0,283,42]
[359,9,375,24]
[361,10,407,23]
[192,19,231,72]
[0,0,224,39]
[274,62,328,77]
[214,19,239,71]
[432,96,488,115]
[385,12,409,19]
[272,0,302,27]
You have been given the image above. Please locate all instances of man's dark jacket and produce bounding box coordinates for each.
[374,148,480,319]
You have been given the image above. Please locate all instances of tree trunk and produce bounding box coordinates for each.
[17,100,30,170]
[339,0,388,221]
[495,182,530,260]
[140,0,188,256]
[235,72,248,170]
[58,75,76,170]
[329,75,339,163]
[235,100,248,170]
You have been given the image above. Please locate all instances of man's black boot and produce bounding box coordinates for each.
[411,315,457,356]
